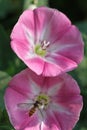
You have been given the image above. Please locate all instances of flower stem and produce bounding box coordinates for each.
[33,0,38,4]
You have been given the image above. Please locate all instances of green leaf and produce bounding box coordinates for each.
[0,71,11,110]
[0,71,12,127]
[0,125,14,130]
[82,33,87,56]
[0,110,14,127]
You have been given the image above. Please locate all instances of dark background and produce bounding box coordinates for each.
[49,0,87,22]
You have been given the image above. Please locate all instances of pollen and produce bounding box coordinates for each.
[35,44,46,56]
[34,40,50,57]
[35,93,50,109]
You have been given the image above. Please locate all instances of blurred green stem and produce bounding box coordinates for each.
[33,0,38,4]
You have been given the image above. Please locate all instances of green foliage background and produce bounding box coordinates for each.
[0,0,87,130]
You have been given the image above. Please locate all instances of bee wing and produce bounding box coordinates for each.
[17,103,33,110]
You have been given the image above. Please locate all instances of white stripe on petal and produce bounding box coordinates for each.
[51,102,71,115]
[48,42,76,53]
[25,50,35,59]
[38,109,46,122]
[48,82,63,96]
[29,77,41,95]
[22,24,35,47]
[39,121,44,130]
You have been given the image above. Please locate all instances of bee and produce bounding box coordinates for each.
[29,100,40,116]
[17,100,42,117]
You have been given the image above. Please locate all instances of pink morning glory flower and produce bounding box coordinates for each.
[4,68,83,130]
[10,7,84,76]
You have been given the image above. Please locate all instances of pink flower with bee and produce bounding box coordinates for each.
[4,68,83,130]
[10,7,84,76]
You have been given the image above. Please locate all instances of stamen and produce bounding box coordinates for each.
[34,40,50,57]
[41,40,50,50]
[36,93,50,109]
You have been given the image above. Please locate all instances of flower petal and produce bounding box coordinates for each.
[39,8,71,43]
[41,110,61,130]
[11,9,45,75]
[42,61,62,76]
[4,69,83,130]
[49,25,84,64]
[5,86,41,130]
[25,56,45,75]
[19,114,40,130]
[4,69,45,129]
[11,7,84,76]
[44,53,77,76]
[4,87,29,130]
[48,74,83,130]
[11,10,35,44]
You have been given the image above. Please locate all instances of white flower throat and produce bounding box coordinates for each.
[35,40,50,57]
